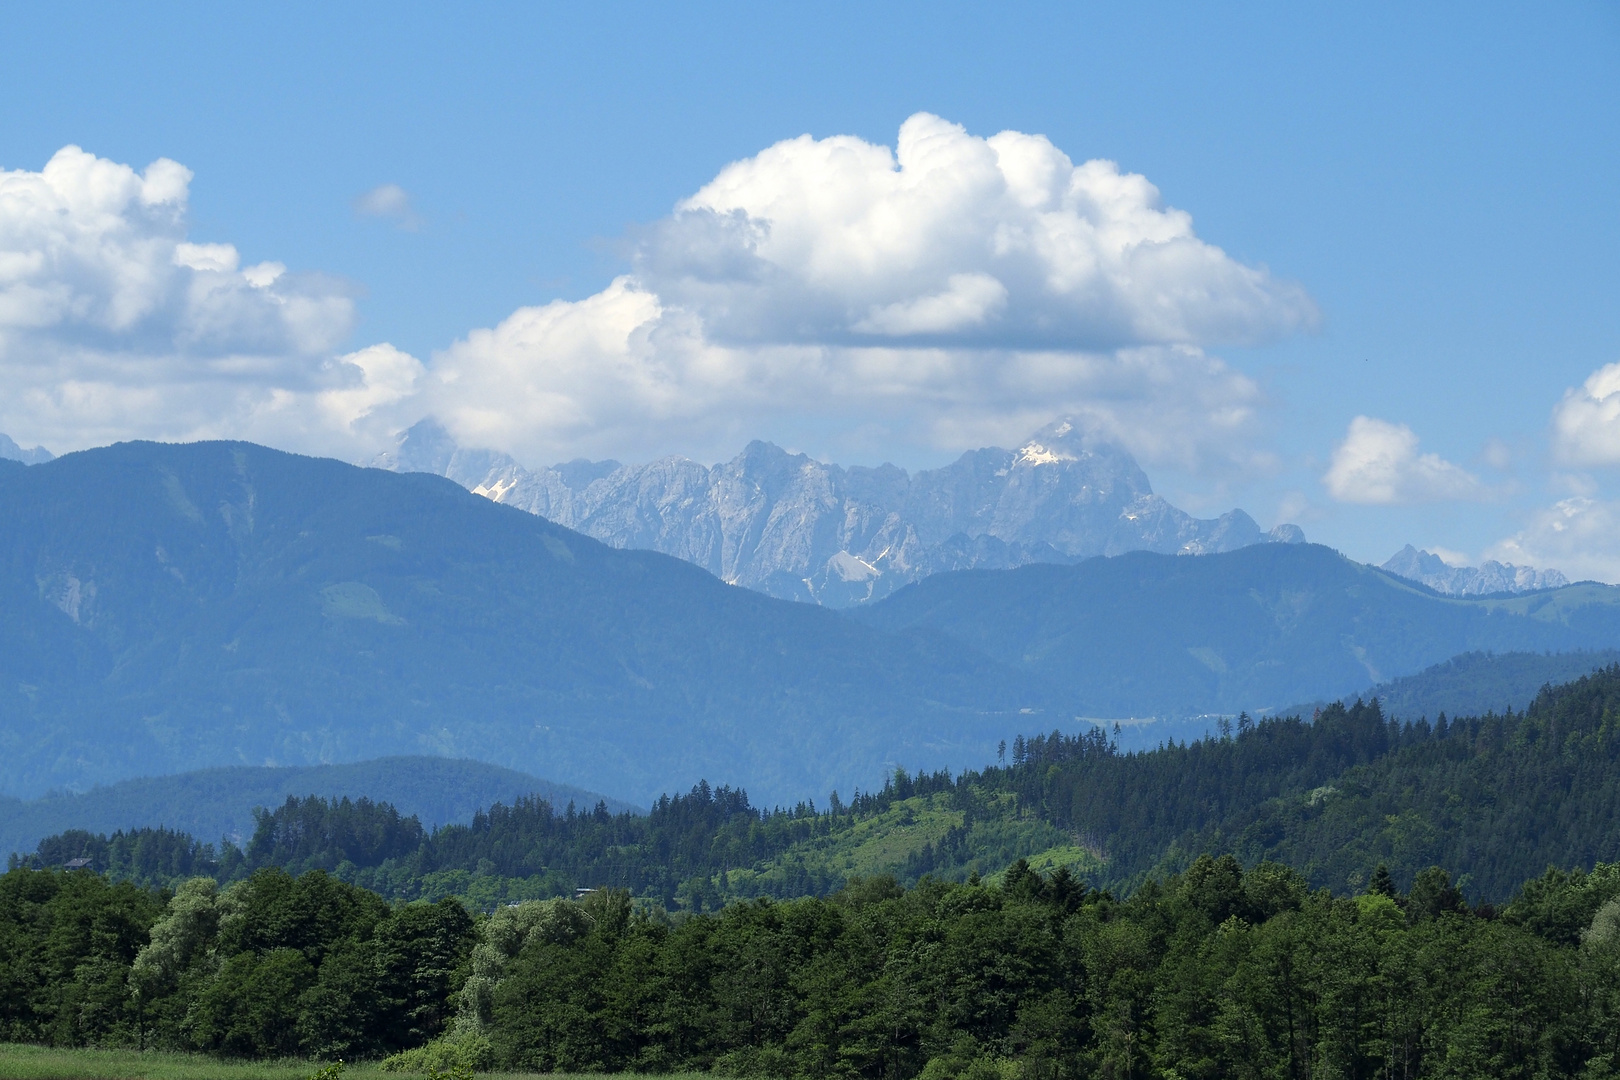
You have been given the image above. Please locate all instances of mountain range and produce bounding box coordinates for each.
[0,441,1036,806]
[5,439,1620,807]
[1381,543,1568,596]
[377,418,1306,606]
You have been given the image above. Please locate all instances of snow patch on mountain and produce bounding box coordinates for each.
[1382,545,1568,596]
[376,418,1307,607]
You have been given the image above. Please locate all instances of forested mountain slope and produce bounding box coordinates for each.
[0,441,1037,804]
[856,543,1620,716]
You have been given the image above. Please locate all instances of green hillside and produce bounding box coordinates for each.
[0,441,1036,806]
[0,756,638,859]
[15,668,1620,1076]
[24,666,1620,908]
[857,545,1620,716]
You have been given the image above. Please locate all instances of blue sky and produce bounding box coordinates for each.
[2,3,1618,576]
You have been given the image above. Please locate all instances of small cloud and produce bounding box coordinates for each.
[1426,546,1473,568]
[1273,490,1315,524]
[1479,436,1513,471]
[172,241,239,273]
[1487,496,1620,583]
[1551,361,1620,467]
[639,112,1317,352]
[353,183,420,231]
[1322,416,1488,505]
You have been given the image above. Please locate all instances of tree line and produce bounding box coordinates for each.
[3,854,1619,1078]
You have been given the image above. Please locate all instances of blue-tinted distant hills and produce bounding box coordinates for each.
[0,755,636,860]
[1094,648,1620,753]
[0,440,1037,806]
[1279,648,1620,724]
[855,544,1620,719]
[9,439,1620,811]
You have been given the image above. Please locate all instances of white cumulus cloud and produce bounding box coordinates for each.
[354,183,420,230]
[424,113,1313,469]
[2,119,1317,475]
[1487,497,1620,583]
[0,146,418,457]
[635,112,1316,350]
[1322,416,1487,504]
[1551,362,1620,467]
[423,275,1271,469]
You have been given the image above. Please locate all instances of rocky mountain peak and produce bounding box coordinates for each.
[0,433,54,466]
[379,418,1306,607]
[1382,545,1568,596]
[1015,417,1103,463]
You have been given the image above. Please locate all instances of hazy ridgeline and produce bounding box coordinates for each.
[0,756,638,861]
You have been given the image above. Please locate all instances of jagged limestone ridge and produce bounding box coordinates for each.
[378,418,1306,607]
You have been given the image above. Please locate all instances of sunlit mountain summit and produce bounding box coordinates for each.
[378,418,1305,606]
[1381,545,1567,597]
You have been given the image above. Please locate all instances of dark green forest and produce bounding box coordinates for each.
[5,854,1620,1078]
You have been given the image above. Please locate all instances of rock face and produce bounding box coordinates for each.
[1382,545,1568,596]
[0,433,52,465]
[378,418,1306,606]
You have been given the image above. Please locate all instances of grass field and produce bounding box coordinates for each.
[0,1045,706,1080]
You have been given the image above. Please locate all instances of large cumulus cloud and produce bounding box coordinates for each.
[0,146,420,455]
[4,118,1315,473]
[426,113,1315,469]
[638,113,1315,349]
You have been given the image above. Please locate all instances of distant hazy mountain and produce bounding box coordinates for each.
[0,440,1038,806]
[854,544,1620,718]
[377,418,1305,606]
[0,756,639,860]
[10,439,1620,809]
[0,432,52,465]
[1382,544,1567,595]
[1278,648,1620,725]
